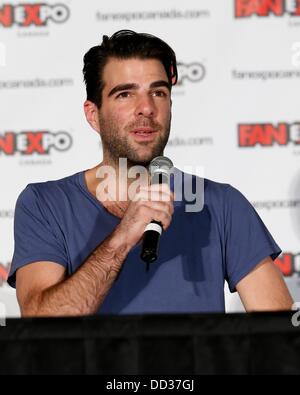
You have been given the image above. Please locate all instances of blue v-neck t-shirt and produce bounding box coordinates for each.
[8,169,281,314]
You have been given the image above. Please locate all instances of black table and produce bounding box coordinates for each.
[0,312,299,374]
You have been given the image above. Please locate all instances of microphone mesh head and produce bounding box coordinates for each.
[149,156,173,185]
[149,156,173,175]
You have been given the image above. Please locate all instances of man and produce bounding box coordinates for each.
[8,30,293,316]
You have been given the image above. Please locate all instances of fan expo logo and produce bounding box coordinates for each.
[0,131,73,155]
[275,253,300,277]
[235,0,300,17]
[177,62,206,86]
[0,3,70,27]
[238,122,300,146]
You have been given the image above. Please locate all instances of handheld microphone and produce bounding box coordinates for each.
[140,156,173,270]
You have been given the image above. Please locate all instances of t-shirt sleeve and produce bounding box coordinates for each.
[8,185,69,288]
[224,185,281,293]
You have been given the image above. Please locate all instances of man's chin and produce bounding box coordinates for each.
[125,147,164,167]
[126,157,153,168]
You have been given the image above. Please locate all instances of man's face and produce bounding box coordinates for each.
[98,57,172,165]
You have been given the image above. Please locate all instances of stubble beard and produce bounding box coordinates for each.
[99,114,171,167]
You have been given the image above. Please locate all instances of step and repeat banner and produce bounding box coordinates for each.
[0,0,300,316]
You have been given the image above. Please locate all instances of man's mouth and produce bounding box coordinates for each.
[130,128,158,141]
[131,128,157,135]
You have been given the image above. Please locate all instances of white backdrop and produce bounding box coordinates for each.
[1,0,300,316]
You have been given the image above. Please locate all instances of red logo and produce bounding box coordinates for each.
[0,263,9,287]
[0,131,73,155]
[275,253,300,277]
[235,0,300,17]
[238,122,300,147]
[0,3,70,27]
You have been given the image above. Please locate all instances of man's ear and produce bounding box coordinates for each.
[84,100,100,133]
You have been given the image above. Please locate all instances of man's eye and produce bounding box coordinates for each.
[116,92,131,99]
[152,90,167,97]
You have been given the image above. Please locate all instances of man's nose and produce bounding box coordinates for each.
[134,94,157,118]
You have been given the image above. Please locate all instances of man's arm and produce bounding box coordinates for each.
[16,231,131,317]
[236,257,294,312]
[16,184,174,317]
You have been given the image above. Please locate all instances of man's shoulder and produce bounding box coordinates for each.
[173,168,238,213]
[203,177,231,193]
[202,177,250,208]
[16,171,83,208]
[31,171,81,189]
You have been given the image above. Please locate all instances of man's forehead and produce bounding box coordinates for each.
[102,57,168,85]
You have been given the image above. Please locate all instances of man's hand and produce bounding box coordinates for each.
[113,183,175,249]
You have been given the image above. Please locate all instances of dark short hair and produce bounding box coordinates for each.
[83,30,178,108]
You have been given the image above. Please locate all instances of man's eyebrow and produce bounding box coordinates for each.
[150,80,171,91]
[108,83,139,97]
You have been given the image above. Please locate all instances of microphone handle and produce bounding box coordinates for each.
[140,220,163,270]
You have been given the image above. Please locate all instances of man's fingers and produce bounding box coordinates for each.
[137,185,174,202]
[138,200,174,217]
[137,204,172,231]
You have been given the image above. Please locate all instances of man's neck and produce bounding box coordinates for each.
[91,158,150,204]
